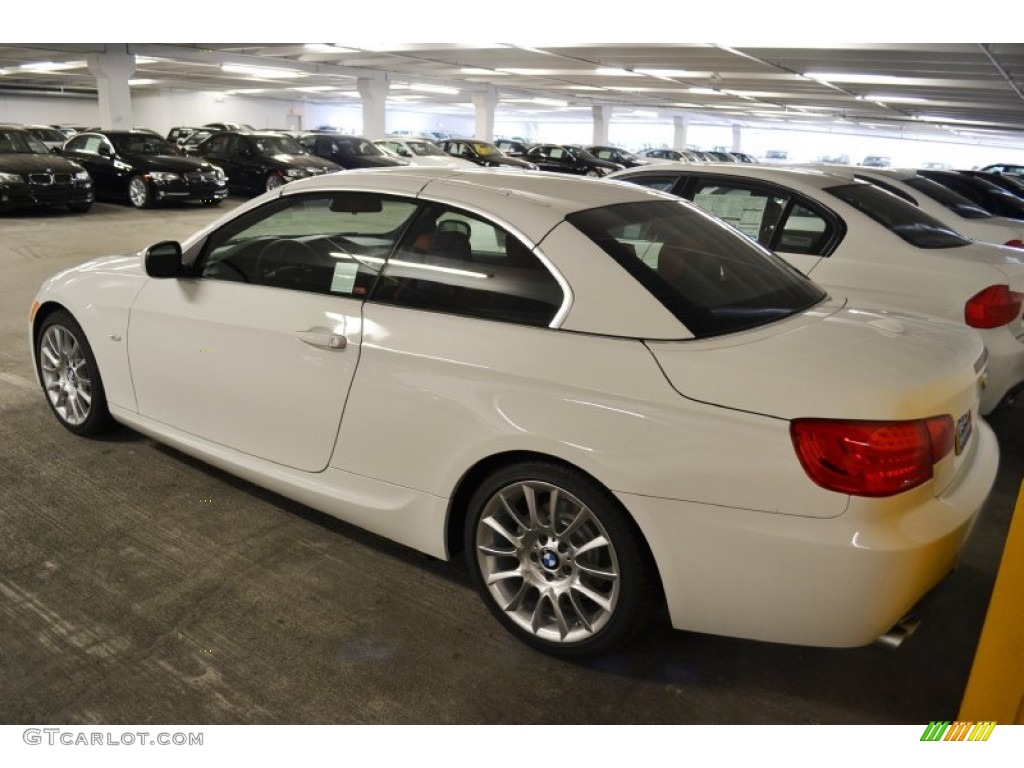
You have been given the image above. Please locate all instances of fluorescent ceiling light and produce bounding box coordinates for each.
[0,69,11,76]
[20,61,86,72]
[566,86,606,91]
[224,88,268,95]
[532,97,568,107]
[630,110,658,118]
[496,68,562,75]
[862,94,929,104]
[916,115,977,124]
[304,44,356,53]
[290,86,336,92]
[804,72,920,86]
[407,83,459,95]
[594,67,639,76]
[635,69,692,78]
[220,63,304,79]
[687,87,720,95]
[669,102,700,108]
[461,68,505,75]
[128,79,158,86]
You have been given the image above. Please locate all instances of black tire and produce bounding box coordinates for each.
[35,309,115,436]
[68,202,92,213]
[465,461,657,658]
[127,175,152,209]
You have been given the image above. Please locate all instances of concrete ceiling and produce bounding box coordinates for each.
[1,43,1023,141]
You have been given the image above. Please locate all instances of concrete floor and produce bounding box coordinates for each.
[1,199,1021,725]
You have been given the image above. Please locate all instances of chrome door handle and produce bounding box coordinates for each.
[296,331,347,350]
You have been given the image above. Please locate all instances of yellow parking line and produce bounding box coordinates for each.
[958,480,1024,724]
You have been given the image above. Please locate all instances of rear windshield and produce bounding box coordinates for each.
[567,200,827,338]
[902,176,993,219]
[825,183,971,248]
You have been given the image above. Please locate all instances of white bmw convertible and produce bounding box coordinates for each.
[29,167,998,656]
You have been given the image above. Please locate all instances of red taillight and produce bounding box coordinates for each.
[1004,239,1024,248]
[791,416,954,497]
[964,284,1024,329]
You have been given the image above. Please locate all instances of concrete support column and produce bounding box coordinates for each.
[87,45,135,131]
[357,76,388,139]
[732,124,742,151]
[473,87,499,141]
[673,115,689,149]
[592,105,611,145]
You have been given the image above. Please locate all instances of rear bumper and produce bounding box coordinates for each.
[617,418,998,647]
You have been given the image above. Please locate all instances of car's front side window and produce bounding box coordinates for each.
[196,193,419,297]
[371,202,564,327]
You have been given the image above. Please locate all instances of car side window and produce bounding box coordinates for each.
[206,135,230,154]
[371,202,564,327]
[197,193,419,297]
[692,182,792,247]
[776,203,831,254]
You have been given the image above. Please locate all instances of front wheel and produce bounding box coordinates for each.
[465,462,657,657]
[127,175,151,208]
[36,309,115,436]
[265,172,284,192]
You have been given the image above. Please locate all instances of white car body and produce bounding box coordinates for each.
[609,164,1024,414]
[809,165,1024,247]
[29,167,997,653]
[375,138,476,168]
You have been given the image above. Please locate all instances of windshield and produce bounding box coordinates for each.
[334,138,384,157]
[0,130,49,154]
[408,140,446,156]
[471,142,502,158]
[902,176,993,220]
[112,134,179,155]
[567,200,827,338]
[29,127,67,144]
[253,135,306,156]
[827,183,971,248]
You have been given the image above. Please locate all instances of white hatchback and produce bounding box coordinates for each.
[609,164,1024,414]
[30,167,997,656]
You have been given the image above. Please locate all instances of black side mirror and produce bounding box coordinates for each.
[50,146,61,155]
[98,145,111,157]
[145,241,184,278]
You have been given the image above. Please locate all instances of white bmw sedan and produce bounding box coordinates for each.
[29,167,997,657]
[609,164,1024,414]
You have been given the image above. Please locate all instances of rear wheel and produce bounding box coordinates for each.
[465,461,656,657]
[36,309,114,436]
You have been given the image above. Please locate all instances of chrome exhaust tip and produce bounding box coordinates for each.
[876,614,921,649]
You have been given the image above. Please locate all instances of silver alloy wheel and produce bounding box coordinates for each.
[128,176,149,208]
[475,481,621,644]
[266,173,283,192]
[39,325,93,426]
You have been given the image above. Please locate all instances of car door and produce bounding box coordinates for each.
[127,191,419,472]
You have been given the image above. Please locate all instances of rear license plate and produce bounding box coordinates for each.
[955,410,973,455]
